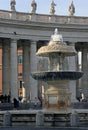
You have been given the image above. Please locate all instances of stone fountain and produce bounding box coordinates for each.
[31,28,83,110]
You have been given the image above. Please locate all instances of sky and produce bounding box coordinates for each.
[0,0,88,17]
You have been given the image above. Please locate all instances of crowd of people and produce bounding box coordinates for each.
[0,94,10,103]
[0,94,43,110]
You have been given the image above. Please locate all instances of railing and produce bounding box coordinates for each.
[0,110,88,127]
[0,111,71,126]
[0,10,88,24]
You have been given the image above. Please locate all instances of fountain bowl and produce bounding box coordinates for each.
[31,71,83,81]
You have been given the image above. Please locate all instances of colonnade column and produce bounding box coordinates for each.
[23,43,30,101]
[10,39,18,102]
[68,43,77,102]
[76,51,80,98]
[2,39,10,95]
[29,41,38,100]
[81,48,88,100]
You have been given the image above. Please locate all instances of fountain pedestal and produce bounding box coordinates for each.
[45,80,71,109]
[31,28,83,110]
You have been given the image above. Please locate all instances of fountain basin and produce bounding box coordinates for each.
[31,71,83,81]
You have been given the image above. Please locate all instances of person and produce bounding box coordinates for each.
[7,95,11,103]
[13,98,19,109]
[77,96,80,102]
[80,93,87,102]
[1,95,4,103]
[34,97,38,108]
[4,94,7,103]
[39,97,43,108]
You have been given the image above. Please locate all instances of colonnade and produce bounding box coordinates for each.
[2,38,38,102]
[69,43,88,102]
[1,38,88,103]
[81,48,88,100]
[57,42,88,102]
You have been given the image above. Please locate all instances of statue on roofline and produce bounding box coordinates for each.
[31,0,37,14]
[10,0,16,11]
[50,0,56,15]
[69,1,75,16]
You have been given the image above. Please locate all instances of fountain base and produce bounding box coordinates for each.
[45,80,71,110]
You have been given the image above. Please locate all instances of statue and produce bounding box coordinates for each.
[50,0,56,15]
[10,0,16,11]
[31,0,37,14]
[69,1,75,16]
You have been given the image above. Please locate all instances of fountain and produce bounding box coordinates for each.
[31,28,83,110]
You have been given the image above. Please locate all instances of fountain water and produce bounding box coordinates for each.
[31,28,83,110]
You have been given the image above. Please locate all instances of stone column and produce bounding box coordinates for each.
[81,48,88,100]
[2,39,10,95]
[23,42,30,101]
[76,52,80,98]
[68,43,77,102]
[10,39,18,102]
[29,41,38,100]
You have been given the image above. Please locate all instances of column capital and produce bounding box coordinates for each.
[67,42,75,46]
[2,39,10,46]
[82,48,88,51]
[22,40,30,46]
[10,38,18,42]
[30,40,38,44]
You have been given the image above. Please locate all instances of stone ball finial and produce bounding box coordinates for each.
[69,1,75,16]
[10,0,16,11]
[50,0,56,15]
[31,0,37,14]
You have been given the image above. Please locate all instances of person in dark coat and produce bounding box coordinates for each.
[13,98,19,109]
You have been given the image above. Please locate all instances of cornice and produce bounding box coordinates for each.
[0,12,88,42]
[0,18,88,32]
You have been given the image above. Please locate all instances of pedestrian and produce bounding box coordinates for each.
[13,98,19,109]
[39,97,43,108]
[34,97,38,109]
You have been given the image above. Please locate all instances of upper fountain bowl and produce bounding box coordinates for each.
[36,28,77,57]
[31,71,83,81]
